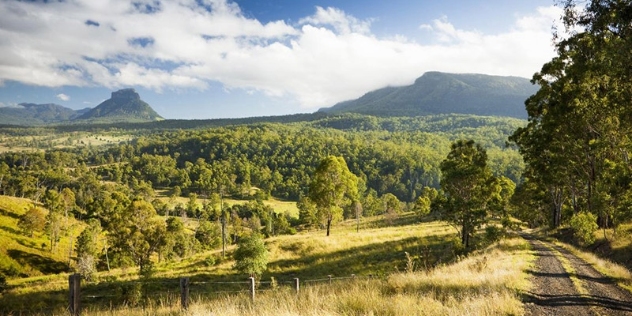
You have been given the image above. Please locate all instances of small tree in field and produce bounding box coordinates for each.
[18,206,46,237]
[233,233,269,278]
[438,140,497,249]
[309,156,358,236]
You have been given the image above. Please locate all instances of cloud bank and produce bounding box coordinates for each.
[0,0,560,109]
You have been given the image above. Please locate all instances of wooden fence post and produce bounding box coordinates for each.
[180,277,189,310]
[294,278,299,295]
[328,275,332,285]
[68,274,80,316]
[249,277,255,303]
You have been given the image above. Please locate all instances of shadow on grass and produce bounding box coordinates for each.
[1,228,458,313]
[0,208,20,220]
[7,249,70,274]
[0,224,22,235]
[265,234,455,279]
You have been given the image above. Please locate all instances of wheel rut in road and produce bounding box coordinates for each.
[523,236,632,316]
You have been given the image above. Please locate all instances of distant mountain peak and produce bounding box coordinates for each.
[111,88,141,101]
[320,72,537,119]
[76,88,163,122]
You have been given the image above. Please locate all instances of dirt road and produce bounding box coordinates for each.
[523,237,632,315]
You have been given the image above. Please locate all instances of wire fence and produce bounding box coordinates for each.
[62,273,378,314]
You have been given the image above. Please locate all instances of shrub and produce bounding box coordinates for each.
[233,233,269,277]
[569,212,598,245]
[484,226,505,244]
[118,282,142,307]
[204,255,217,267]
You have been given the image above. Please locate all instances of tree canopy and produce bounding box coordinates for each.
[309,156,359,236]
[510,0,632,230]
[437,140,497,249]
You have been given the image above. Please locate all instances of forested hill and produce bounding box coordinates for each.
[76,88,163,123]
[319,72,538,118]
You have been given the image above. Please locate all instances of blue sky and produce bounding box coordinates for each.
[0,0,559,119]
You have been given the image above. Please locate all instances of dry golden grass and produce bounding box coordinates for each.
[554,241,632,292]
[80,238,532,316]
[0,133,131,153]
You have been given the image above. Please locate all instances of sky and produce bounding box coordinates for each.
[0,0,562,119]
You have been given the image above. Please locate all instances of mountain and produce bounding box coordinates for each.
[319,72,538,118]
[76,88,163,122]
[0,103,81,125]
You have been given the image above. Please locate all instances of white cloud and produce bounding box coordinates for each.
[298,6,373,35]
[56,93,70,101]
[0,0,560,110]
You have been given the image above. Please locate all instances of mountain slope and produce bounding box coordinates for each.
[76,88,163,122]
[0,103,81,125]
[320,72,538,118]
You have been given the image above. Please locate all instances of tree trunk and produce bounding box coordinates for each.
[326,217,332,236]
[550,187,563,228]
[462,227,470,249]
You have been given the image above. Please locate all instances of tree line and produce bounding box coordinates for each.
[510,0,632,240]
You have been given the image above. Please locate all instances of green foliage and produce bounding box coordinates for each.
[76,219,102,258]
[309,156,359,236]
[413,196,431,217]
[382,193,401,214]
[569,212,598,246]
[233,233,269,277]
[204,255,217,267]
[484,226,505,244]
[195,220,221,250]
[76,219,102,280]
[438,140,496,249]
[510,0,632,230]
[17,206,46,237]
[108,200,166,274]
[297,196,318,228]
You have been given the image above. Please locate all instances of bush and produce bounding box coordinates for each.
[204,255,217,267]
[118,282,142,307]
[234,233,269,277]
[484,226,505,244]
[569,212,598,245]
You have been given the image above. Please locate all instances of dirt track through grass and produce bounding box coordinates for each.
[523,236,632,315]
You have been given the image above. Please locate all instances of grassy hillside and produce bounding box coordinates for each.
[0,196,84,278]
[1,225,535,315]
